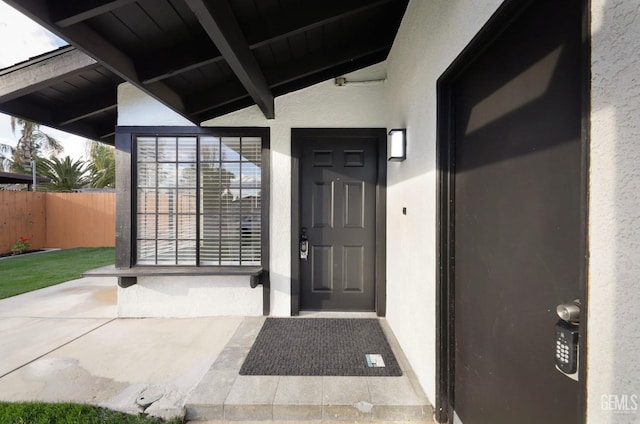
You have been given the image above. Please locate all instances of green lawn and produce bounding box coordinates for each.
[0,247,115,300]
[0,402,181,424]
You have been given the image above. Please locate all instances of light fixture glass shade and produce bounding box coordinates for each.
[388,128,406,161]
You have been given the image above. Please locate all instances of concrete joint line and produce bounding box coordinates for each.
[0,318,116,380]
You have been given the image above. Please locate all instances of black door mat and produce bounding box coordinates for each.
[239,318,403,376]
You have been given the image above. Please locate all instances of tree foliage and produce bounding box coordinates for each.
[41,156,90,192]
[86,141,115,188]
[8,117,62,172]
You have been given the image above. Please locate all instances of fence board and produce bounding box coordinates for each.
[0,191,46,253]
[46,193,115,248]
[0,191,114,254]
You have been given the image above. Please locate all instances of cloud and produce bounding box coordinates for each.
[0,2,67,69]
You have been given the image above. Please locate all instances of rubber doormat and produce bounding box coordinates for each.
[239,318,402,376]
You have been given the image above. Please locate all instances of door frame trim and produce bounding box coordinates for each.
[290,128,387,316]
[435,0,590,422]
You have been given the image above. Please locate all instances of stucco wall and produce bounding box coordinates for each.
[117,64,387,318]
[118,276,263,317]
[117,83,264,317]
[588,1,640,422]
[383,0,504,403]
[201,64,389,317]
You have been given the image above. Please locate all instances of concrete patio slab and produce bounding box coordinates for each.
[0,276,434,422]
[0,317,112,378]
[0,276,117,319]
[273,376,323,421]
[184,315,434,422]
[0,276,244,420]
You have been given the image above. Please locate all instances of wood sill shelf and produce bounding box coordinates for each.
[83,265,264,288]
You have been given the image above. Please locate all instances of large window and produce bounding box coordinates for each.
[135,131,265,266]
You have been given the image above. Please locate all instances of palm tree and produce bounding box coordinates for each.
[0,143,13,171]
[41,156,90,192]
[10,117,63,173]
[86,141,115,188]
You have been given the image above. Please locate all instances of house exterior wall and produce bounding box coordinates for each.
[118,276,264,317]
[201,64,389,317]
[116,84,264,317]
[116,0,640,420]
[116,64,387,318]
[588,1,640,422]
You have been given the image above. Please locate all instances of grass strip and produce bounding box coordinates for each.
[0,402,182,424]
[0,247,115,300]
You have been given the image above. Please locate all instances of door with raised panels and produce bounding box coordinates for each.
[299,135,377,311]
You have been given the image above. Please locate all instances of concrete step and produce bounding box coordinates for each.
[184,316,434,422]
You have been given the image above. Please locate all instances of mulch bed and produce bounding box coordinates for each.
[0,249,45,258]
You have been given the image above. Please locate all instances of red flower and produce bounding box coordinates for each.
[20,236,30,243]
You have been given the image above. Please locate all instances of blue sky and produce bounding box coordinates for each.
[0,1,88,163]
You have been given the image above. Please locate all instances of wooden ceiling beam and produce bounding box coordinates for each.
[138,0,394,85]
[3,0,192,122]
[188,39,391,122]
[51,0,137,27]
[184,0,274,119]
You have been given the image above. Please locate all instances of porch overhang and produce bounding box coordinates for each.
[1,0,408,127]
[0,46,122,145]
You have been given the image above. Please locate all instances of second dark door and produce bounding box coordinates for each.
[299,135,378,311]
[448,1,585,423]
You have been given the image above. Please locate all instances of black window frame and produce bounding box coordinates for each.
[115,126,270,272]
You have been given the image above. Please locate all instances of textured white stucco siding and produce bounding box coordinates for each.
[383,0,504,403]
[117,65,387,318]
[202,64,389,317]
[589,1,640,422]
[117,83,193,126]
[117,276,263,317]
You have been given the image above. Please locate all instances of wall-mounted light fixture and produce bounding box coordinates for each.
[388,128,406,161]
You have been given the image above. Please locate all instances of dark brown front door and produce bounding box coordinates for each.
[444,1,586,423]
[297,134,378,311]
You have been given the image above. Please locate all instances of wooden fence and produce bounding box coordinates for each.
[0,191,115,254]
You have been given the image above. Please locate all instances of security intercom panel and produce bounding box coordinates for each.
[555,300,580,381]
[555,320,578,374]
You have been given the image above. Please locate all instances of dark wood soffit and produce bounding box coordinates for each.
[184,0,275,119]
[186,39,391,119]
[191,49,389,123]
[0,97,115,145]
[56,89,117,126]
[3,0,194,125]
[137,0,395,85]
[51,0,137,28]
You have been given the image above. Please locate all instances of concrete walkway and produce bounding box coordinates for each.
[0,277,434,422]
[0,276,243,419]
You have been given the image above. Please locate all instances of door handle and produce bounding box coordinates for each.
[556,299,581,324]
[299,227,309,261]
